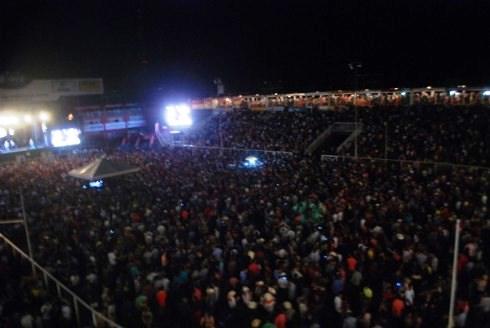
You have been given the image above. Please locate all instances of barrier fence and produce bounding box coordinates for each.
[320,154,490,171]
[0,232,123,328]
[166,142,489,171]
[175,144,295,156]
[168,143,488,171]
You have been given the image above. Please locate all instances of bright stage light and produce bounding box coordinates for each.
[400,91,407,96]
[39,111,50,122]
[50,128,81,147]
[246,156,258,166]
[89,180,104,188]
[449,90,460,96]
[0,115,20,126]
[23,114,33,123]
[0,127,7,138]
[83,179,104,189]
[164,104,193,127]
[483,90,490,96]
[8,128,15,136]
[243,155,263,168]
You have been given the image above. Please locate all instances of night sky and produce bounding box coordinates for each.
[1,0,489,98]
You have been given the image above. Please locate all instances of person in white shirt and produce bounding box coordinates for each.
[404,281,415,306]
[20,313,33,328]
[61,304,72,320]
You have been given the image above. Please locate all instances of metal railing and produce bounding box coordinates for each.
[0,232,123,328]
[336,125,363,154]
[320,154,490,171]
[171,143,294,156]
[305,124,334,155]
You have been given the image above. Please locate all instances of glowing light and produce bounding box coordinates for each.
[39,111,50,122]
[449,90,460,96]
[483,90,490,96]
[23,114,32,123]
[50,128,81,147]
[246,156,258,166]
[0,115,20,126]
[89,180,104,188]
[0,127,7,138]
[67,113,74,121]
[8,128,15,136]
[243,156,263,168]
[164,104,193,127]
[426,86,432,89]
[400,91,407,96]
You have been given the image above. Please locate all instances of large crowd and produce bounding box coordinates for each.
[0,105,489,328]
[188,106,489,166]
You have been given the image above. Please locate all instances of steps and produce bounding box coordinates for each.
[305,122,362,155]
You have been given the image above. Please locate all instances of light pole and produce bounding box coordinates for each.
[348,62,362,159]
[384,121,388,161]
[354,94,358,158]
[448,219,461,328]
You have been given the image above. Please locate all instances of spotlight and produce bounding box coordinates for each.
[0,115,19,126]
[39,111,50,122]
[246,156,258,166]
[164,104,193,127]
[243,156,263,168]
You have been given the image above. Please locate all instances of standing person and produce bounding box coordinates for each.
[200,312,216,328]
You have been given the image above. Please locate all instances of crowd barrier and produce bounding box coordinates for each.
[175,144,294,156]
[321,154,490,171]
[0,232,123,328]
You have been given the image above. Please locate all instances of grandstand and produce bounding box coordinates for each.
[190,87,490,111]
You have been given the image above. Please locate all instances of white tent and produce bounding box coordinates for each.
[68,156,140,180]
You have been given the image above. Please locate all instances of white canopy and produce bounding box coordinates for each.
[68,156,140,180]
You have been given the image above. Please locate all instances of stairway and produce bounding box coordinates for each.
[305,122,362,155]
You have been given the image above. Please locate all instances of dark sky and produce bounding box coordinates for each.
[1,0,489,98]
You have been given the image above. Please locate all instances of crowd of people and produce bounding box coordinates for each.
[187,110,345,153]
[0,104,489,328]
[350,106,489,166]
[188,106,489,166]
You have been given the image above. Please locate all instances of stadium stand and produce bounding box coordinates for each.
[1,93,489,327]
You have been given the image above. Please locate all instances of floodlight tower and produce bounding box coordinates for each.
[214,78,225,96]
[137,0,148,66]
